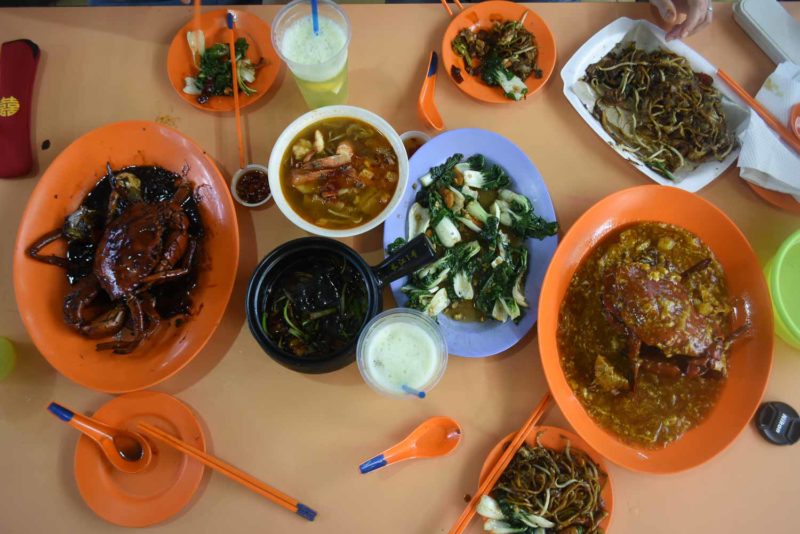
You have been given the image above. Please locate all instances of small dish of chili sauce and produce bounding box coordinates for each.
[231,164,271,207]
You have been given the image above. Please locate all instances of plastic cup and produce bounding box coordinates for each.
[765,228,800,349]
[272,0,352,109]
[357,309,448,398]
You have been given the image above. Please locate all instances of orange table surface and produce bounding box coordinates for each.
[1,3,799,533]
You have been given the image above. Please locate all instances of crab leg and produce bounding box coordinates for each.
[628,336,642,393]
[139,239,197,286]
[26,228,68,267]
[96,297,146,354]
[681,258,711,279]
[63,275,102,326]
[140,292,161,338]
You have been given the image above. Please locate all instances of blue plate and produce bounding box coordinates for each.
[382,128,558,358]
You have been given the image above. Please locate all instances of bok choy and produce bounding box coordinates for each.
[183,30,263,104]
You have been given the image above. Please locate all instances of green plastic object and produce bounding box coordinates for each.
[766,229,800,350]
[0,337,16,380]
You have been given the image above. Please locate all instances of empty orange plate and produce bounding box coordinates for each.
[538,185,773,473]
[75,391,206,527]
[479,425,613,531]
[13,121,239,393]
[441,1,556,104]
[167,9,281,112]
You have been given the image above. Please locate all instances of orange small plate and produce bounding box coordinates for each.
[538,185,774,474]
[75,391,206,527]
[167,9,280,112]
[441,1,557,104]
[13,121,239,393]
[479,425,613,531]
[747,182,800,215]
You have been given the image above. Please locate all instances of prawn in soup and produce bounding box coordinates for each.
[280,118,400,229]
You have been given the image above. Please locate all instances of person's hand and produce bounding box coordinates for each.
[650,0,713,41]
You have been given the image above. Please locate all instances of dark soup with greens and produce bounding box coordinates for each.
[280,118,400,229]
[263,253,368,358]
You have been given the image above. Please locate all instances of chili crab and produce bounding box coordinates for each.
[599,257,750,392]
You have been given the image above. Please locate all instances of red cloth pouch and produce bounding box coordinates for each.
[0,39,40,178]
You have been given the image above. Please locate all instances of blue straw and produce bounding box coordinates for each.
[401,385,426,399]
[310,0,320,36]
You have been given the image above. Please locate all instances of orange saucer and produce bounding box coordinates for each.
[74,391,206,527]
[167,9,281,112]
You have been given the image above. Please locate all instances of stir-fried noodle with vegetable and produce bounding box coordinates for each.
[451,17,542,101]
[477,435,608,534]
[583,43,736,180]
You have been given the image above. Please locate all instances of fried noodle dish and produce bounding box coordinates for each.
[477,435,608,534]
[451,17,542,101]
[27,165,203,354]
[583,44,736,180]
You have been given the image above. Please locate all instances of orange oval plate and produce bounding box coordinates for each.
[13,121,239,393]
[441,1,556,104]
[538,185,773,474]
[167,9,280,112]
[479,425,613,531]
[75,391,206,527]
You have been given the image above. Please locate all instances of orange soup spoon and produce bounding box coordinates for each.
[47,401,152,474]
[359,416,462,474]
[418,51,445,131]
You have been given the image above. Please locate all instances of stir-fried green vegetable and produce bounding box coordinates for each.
[183,30,262,104]
[476,435,608,534]
[451,18,542,101]
[481,53,529,101]
[262,254,367,358]
[399,153,557,323]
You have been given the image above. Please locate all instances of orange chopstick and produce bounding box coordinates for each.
[448,392,552,534]
[138,422,317,521]
[439,0,463,17]
[227,12,245,170]
[439,0,453,17]
[717,69,800,155]
[193,0,201,32]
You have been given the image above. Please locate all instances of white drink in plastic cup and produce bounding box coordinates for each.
[272,0,351,109]
[357,309,448,397]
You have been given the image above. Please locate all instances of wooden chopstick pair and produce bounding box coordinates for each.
[448,392,552,534]
[717,69,800,155]
[137,422,317,522]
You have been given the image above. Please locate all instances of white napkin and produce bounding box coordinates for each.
[738,62,800,200]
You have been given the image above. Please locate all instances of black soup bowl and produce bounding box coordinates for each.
[245,234,435,373]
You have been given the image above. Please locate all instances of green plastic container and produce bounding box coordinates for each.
[765,229,800,350]
[0,336,16,380]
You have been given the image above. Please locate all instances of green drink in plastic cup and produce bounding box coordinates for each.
[273,0,352,109]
